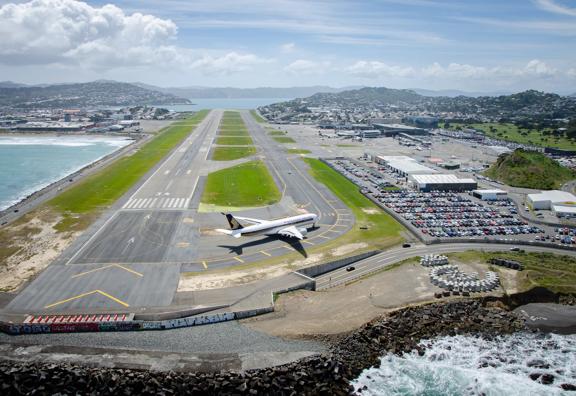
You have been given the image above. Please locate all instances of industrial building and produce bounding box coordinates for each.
[372,123,428,137]
[361,130,381,138]
[410,174,477,192]
[472,189,508,201]
[403,116,439,129]
[527,190,576,211]
[375,155,438,177]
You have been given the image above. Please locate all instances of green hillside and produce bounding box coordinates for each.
[484,149,575,189]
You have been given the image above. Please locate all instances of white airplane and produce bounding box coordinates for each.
[216,212,318,240]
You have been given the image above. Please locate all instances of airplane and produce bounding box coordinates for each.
[216,212,318,240]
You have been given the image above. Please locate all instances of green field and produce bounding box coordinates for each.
[447,250,576,294]
[215,136,254,145]
[201,160,281,207]
[287,149,311,154]
[484,149,575,189]
[304,158,404,248]
[250,110,266,123]
[273,136,296,144]
[219,111,250,136]
[445,122,576,150]
[211,146,257,161]
[49,110,209,230]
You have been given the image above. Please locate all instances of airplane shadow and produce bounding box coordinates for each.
[217,226,320,259]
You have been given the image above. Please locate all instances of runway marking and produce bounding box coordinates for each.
[165,180,174,190]
[302,240,315,245]
[186,170,192,175]
[202,261,208,269]
[164,170,171,175]
[71,263,144,279]
[318,235,331,239]
[260,250,272,257]
[331,224,348,228]
[184,198,191,208]
[65,212,120,265]
[44,289,130,309]
[234,256,245,263]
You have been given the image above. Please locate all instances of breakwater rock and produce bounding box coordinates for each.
[0,300,526,395]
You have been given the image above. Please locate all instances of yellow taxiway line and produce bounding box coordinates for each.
[71,264,143,279]
[44,289,130,309]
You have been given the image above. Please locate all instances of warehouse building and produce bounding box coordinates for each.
[472,189,508,201]
[527,190,576,210]
[375,155,438,177]
[410,174,477,192]
[372,123,428,137]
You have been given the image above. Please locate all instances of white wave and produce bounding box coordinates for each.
[352,332,576,395]
[0,136,132,148]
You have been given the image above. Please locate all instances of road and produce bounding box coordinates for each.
[316,243,576,290]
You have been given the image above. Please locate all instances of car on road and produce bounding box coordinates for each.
[402,243,411,248]
[346,266,355,272]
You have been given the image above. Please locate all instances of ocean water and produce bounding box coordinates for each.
[352,332,576,396]
[154,97,286,111]
[0,135,132,211]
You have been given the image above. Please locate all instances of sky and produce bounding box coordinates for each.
[0,0,575,93]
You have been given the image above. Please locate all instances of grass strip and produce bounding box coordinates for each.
[250,110,266,123]
[212,146,257,161]
[273,136,296,144]
[287,149,311,154]
[201,160,281,207]
[215,136,254,145]
[49,110,209,230]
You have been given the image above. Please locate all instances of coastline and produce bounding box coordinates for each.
[0,133,146,226]
[1,297,574,394]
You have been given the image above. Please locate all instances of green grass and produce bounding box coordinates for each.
[336,144,358,148]
[447,250,576,295]
[215,136,254,145]
[48,110,209,229]
[201,160,281,207]
[303,158,404,248]
[219,111,249,136]
[250,110,266,123]
[287,149,311,154]
[268,130,286,136]
[484,149,576,189]
[211,146,257,161]
[218,128,249,136]
[273,136,296,144]
[445,122,576,150]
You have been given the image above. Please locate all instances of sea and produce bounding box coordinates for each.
[351,332,576,395]
[153,97,286,111]
[0,135,132,211]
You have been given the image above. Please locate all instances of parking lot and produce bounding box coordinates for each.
[326,158,558,244]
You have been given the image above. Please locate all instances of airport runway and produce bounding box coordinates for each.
[5,110,354,313]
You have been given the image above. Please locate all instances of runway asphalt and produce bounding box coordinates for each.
[4,109,354,313]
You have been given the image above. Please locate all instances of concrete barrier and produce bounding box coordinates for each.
[297,251,381,278]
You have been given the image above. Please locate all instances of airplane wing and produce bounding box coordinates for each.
[278,225,304,240]
[234,216,269,225]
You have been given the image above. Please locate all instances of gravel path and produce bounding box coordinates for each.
[0,321,326,354]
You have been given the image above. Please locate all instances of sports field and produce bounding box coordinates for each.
[201,160,281,207]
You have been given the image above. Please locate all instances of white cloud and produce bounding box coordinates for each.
[534,0,576,17]
[0,0,179,67]
[284,59,330,75]
[523,59,557,77]
[190,52,271,75]
[567,68,576,78]
[345,61,415,78]
[281,42,296,53]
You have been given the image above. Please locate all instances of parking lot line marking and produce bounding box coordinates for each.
[71,264,143,279]
[234,256,245,263]
[260,250,272,257]
[44,289,130,309]
[202,261,208,269]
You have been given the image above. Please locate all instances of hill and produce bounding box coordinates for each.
[484,149,576,190]
[0,81,190,109]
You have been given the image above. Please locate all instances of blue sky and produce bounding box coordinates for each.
[0,0,575,92]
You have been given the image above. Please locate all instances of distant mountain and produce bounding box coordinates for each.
[133,84,359,99]
[0,81,190,109]
[410,88,511,98]
[0,81,28,88]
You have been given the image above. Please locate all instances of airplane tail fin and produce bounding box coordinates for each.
[221,212,244,230]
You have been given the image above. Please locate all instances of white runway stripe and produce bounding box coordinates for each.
[150,198,158,208]
[184,198,190,208]
[122,199,133,209]
[141,198,151,208]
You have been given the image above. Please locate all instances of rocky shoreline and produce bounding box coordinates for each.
[0,299,542,395]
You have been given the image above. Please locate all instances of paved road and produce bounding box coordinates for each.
[316,243,576,289]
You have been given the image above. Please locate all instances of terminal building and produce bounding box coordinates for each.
[410,174,477,192]
[372,123,428,137]
[472,189,508,201]
[403,116,439,129]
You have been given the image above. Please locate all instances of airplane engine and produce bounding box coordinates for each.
[298,227,308,237]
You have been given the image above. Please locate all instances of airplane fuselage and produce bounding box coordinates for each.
[240,213,317,237]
